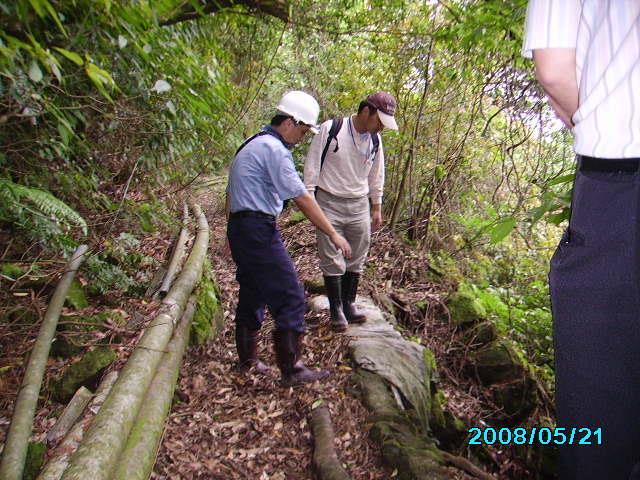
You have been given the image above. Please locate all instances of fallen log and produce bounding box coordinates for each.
[158,202,189,298]
[0,245,88,480]
[113,296,196,480]
[60,203,208,480]
[45,387,93,447]
[37,372,118,480]
[309,405,351,480]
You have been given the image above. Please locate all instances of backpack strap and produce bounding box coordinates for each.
[371,132,380,160]
[320,118,343,170]
[235,130,269,156]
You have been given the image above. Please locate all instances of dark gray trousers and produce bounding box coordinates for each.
[550,157,640,479]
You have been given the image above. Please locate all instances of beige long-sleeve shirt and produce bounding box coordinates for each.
[304,117,385,205]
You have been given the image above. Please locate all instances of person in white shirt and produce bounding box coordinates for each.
[304,92,398,331]
[524,1,640,478]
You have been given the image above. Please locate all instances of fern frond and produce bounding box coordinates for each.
[0,179,88,235]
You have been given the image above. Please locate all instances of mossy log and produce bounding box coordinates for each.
[0,245,88,480]
[60,203,208,480]
[46,387,93,446]
[112,297,196,480]
[158,202,189,297]
[310,406,351,480]
[37,372,118,480]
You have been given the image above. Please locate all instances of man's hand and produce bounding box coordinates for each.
[330,233,352,259]
[371,204,383,232]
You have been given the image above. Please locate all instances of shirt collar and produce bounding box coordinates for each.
[263,125,293,150]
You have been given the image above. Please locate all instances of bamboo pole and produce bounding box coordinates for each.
[45,387,93,447]
[0,245,88,480]
[158,202,189,298]
[113,297,196,480]
[309,406,351,480]
[60,203,208,480]
[37,372,118,480]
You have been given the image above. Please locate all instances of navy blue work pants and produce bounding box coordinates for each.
[227,215,305,333]
[550,158,640,479]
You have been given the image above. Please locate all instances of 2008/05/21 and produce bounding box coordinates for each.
[467,427,603,446]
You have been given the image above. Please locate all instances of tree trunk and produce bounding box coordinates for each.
[37,372,118,480]
[0,245,88,480]
[158,202,189,297]
[113,297,196,480]
[46,387,93,447]
[60,204,208,480]
[309,406,351,480]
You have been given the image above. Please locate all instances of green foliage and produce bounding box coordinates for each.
[0,178,87,241]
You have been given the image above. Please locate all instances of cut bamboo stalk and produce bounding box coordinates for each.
[113,297,196,480]
[37,372,118,480]
[158,202,189,298]
[309,405,351,480]
[60,203,208,480]
[0,245,88,480]
[46,387,93,447]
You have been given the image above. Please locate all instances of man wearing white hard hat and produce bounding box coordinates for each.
[226,90,352,387]
[304,92,398,331]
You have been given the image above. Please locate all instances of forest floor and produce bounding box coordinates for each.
[0,178,531,479]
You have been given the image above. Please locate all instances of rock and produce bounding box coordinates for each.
[23,441,46,480]
[354,370,451,480]
[50,311,124,359]
[191,260,224,345]
[469,339,524,385]
[65,278,89,310]
[52,347,116,402]
[304,276,325,295]
[463,321,497,346]
[430,390,467,449]
[446,290,486,327]
[491,377,538,423]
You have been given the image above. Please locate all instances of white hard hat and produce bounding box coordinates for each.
[276,91,320,134]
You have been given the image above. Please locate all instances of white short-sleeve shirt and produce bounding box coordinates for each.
[523,0,640,158]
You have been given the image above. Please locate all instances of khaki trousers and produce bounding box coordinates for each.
[315,189,370,276]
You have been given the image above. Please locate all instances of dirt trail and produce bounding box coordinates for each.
[153,186,392,479]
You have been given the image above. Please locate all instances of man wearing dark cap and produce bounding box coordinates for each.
[304,92,398,331]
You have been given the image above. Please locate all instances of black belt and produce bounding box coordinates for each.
[230,210,275,220]
[579,155,640,173]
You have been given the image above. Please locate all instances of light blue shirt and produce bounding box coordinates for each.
[227,126,307,217]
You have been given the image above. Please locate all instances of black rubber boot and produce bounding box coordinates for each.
[323,275,348,332]
[341,271,367,323]
[235,325,270,373]
[273,329,329,387]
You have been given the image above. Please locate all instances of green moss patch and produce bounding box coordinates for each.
[191,260,223,345]
[52,347,116,402]
[446,290,486,327]
[65,278,89,310]
[23,441,46,480]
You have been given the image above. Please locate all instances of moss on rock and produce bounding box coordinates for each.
[65,278,89,310]
[191,260,223,345]
[447,290,486,327]
[304,276,325,295]
[491,377,538,422]
[1,262,24,280]
[463,321,497,346]
[52,347,116,402]
[286,210,307,226]
[23,441,46,480]
[50,310,124,358]
[469,339,524,385]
